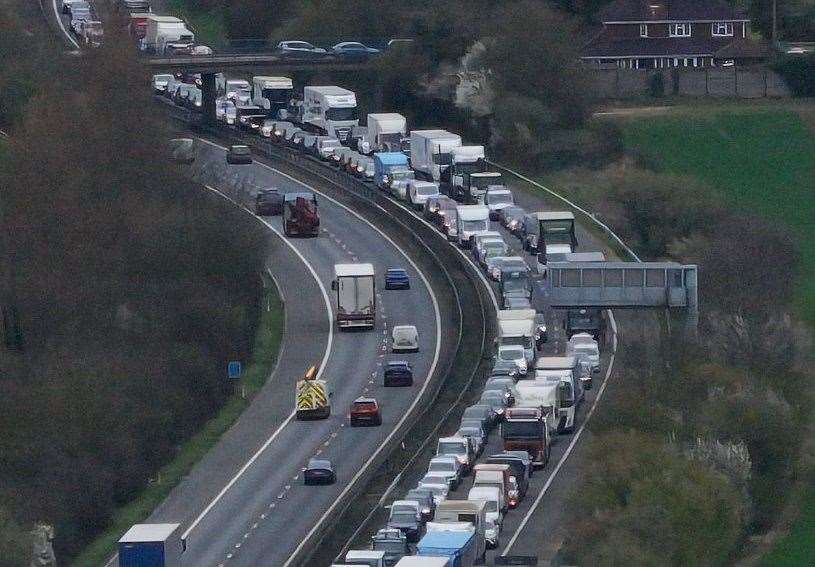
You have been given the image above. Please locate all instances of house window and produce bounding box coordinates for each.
[640,24,648,37]
[712,22,734,36]
[669,23,691,37]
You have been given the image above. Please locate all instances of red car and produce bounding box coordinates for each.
[350,397,382,426]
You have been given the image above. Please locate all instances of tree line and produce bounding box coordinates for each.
[0,11,267,564]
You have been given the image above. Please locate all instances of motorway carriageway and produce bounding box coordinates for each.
[352,173,625,565]
[126,140,444,567]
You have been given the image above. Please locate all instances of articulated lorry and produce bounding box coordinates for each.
[283,192,320,237]
[534,356,582,433]
[501,407,551,468]
[302,86,359,143]
[360,113,407,154]
[444,146,503,204]
[141,15,194,54]
[410,130,462,183]
[535,212,577,272]
[118,523,183,567]
[332,263,376,330]
[295,365,330,419]
[251,76,293,115]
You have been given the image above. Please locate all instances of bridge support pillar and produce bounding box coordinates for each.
[201,72,217,126]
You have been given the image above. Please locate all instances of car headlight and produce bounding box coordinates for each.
[239,117,247,123]
[357,165,364,172]
[382,175,389,183]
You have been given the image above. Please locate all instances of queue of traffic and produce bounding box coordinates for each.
[152,70,613,567]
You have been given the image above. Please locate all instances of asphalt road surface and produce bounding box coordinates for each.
[127,140,443,567]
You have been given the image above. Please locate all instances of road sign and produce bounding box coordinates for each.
[228,361,242,379]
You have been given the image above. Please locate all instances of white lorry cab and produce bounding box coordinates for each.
[302,86,359,143]
[455,205,490,248]
[410,130,462,182]
[141,15,194,54]
[534,356,582,433]
[251,76,293,115]
[514,381,559,438]
[484,186,514,220]
[360,113,407,154]
[497,311,536,367]
[343,549,387,567]
[535,211,578,273]
[467,485,503,548]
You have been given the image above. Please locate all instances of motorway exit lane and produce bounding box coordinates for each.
[160,141,441,566]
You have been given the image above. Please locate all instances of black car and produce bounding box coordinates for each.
[491,359,521,380]
[303,458,336,485]
[499,205,527,234]
[226,145,252,165]
[384,361,413,387]
[255,188,284,215]
[330,41,381,61]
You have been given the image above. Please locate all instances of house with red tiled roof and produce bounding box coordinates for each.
[581,0,771,69]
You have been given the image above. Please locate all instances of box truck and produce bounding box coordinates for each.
[410,130,462,182]
[417,528,476,567]
[302,86,359,142]
[360,113,407,154]
[141,15,194,54]
[118,523,183,567]
[332,263,376,329]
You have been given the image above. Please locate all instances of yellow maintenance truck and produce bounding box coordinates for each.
[295,366,330,420]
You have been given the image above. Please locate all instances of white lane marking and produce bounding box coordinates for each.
[195,139,443,566]
[51,0,80,49]
[179,184,334,544]
[501,311,620,555]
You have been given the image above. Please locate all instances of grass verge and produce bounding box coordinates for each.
[596,102,815,565]
[70,276,284,567]
[167,0,227,48]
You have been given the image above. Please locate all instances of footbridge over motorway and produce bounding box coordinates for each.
[536,261,699,331]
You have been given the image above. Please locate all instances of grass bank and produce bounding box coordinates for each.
[598,101,815,565]
[71,276,284,567]
[168,0,227,48]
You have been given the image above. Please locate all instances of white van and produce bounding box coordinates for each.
[408,180,441,210]
[455,205,490,248]
[467,485,502,549]
[472,470,506,512]
[344,549,386,567]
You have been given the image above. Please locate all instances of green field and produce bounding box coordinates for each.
[607,103,815,565]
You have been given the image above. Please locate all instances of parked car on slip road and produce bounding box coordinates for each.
[303,458,336,485]
[226,145,252,165]
[384,361,413,387]
[385,268,410,290]
[255,188,284,215]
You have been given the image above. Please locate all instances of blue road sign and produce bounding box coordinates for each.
[228,361,242,379]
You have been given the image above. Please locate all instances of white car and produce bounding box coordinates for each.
[408,180,441,210]
[427,456,462,490]
[497,344,527,376]
[152,74,174,94]
[484,186,515,220]
[391,325,419,353]
[417,474,451,505]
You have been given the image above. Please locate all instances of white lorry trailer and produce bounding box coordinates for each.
[302,86,359,143]
[534,356,582,433]
[410,130,462,182]
[141,15,194,54]
[332,263,376,330]
[251,76,293,115]
[360,113,407,154]
[455,205,490,248]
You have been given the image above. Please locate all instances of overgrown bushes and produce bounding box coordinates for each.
[0,20,266,563]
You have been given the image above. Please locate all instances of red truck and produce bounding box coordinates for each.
[283,192,319,237]
[128,13,152,41]
[501,407,551,468]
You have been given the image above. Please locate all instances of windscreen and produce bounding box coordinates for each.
[542,220,575,245]
[501,336,528,348]
[502,277,530,295]
[461,220,488,232]
[569,312,598,327]
[472,176,499,190]
[390,512,416,523]
[456,162,484,175]
[433,152,452,165]
[429,461,454,472]
[438,442,465,455]
[502,421,541,438]
[488,193,513,205]
[326,107,359,121]
[262,88,291,103]
[499,349,523,361]
[417,186,438,196]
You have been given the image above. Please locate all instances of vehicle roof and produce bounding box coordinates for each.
[119,523,180,543]
[411,129,460,141]
[386,360,410,367]
[368,112,405,121]
[536,211,575,221]
[335,263,375,277]
[353,396,377,404]
[305,85,355,96]
[393,325,417,332]
[437,499,486,512]
[345,550,387,560]
[386,267,407,273]
[438,436,467,443]
[534,356,577,369]
[565,252,606,262]
[417,529,474,549]
[487,186,512,194]
[468,485,501,498]
[307,458,332,469]
[392,499,419,508]
[395,557,450,567]
[373,152,408,165]
[497,309,536,321]
[474,470,503,481]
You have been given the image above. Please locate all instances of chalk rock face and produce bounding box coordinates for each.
[30,524,57,567]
